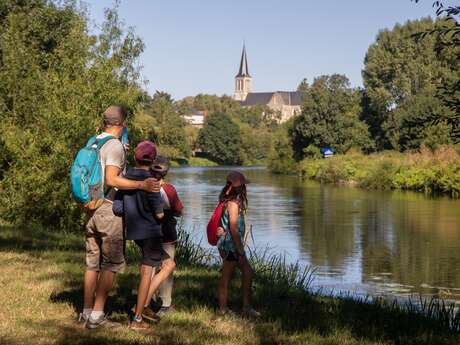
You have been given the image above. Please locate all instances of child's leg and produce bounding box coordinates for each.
[146,258,176,305]
[218,257,238,312]
[158,243,176,307]
[238,257,254,309]
[134,264,154,318]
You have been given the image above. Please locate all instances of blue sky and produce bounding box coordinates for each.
[87,0,438,100]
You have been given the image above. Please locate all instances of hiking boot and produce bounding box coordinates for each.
[85,314,122,329]
[129,319,150,330]
[142,306,161,322]
[156,306,175,317]
[242,307,261,318]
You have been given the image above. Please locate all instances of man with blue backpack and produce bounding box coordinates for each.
[71,105,159,329]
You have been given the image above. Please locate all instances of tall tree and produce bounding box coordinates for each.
[197,113,242,165]
[144,91,190,158]
[362,17,459,149]
[290,74,374,159]
[412,1,460,140]
[0,1,145,230]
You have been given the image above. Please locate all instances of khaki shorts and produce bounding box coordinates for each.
[85,202,125,273]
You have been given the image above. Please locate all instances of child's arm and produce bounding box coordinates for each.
[147,191,164,220]
[112,190,124,217]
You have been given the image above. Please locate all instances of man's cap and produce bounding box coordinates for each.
[150,155,170,175]
[103,105,126,126]
[227,171,250,186]
[134,140,157,163]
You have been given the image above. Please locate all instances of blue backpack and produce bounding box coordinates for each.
[71,135,115,210]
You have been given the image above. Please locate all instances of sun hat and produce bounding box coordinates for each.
[226,171,250,186]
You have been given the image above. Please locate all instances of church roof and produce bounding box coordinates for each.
[236,45,250,78]
[241,91,302,106]
[277,91,302,106]
[241,92,274,106]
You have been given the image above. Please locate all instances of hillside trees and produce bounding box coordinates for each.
[290,74,374,159]
[362,18,459,150]
[0,1,145,230]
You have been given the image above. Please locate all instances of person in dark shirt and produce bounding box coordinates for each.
[112,141,176,329]
[144,156,183,316]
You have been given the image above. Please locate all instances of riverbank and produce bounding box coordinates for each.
[298,146,460,198]
[0,225,459,345]
[172,157,265,167]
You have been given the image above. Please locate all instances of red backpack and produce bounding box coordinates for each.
[207,201,226,246]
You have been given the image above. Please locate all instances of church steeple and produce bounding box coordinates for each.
[234,44,252,101]
[236,44,250,77]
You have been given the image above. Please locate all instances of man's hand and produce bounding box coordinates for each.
[142,178,160,192]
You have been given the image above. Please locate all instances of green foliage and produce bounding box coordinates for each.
[239,123,272,165]
[362,17,460,149]
[197,112,242,165]
[291,74,374,160]
[268,124,297,174]
[298,146,460,197]
[142,91,190,158]
[0,1,144,230]
[185,157,219,167]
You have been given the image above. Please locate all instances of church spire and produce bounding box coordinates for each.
[236,44,250,77]
[234,43,252,102]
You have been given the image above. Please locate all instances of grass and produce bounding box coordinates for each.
[0,224,459,345]
[298,146,460,198]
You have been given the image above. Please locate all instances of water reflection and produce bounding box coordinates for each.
[168,166,460,302]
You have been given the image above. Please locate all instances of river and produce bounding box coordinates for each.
[168,166,460,304]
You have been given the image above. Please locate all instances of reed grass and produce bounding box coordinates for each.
[298,145,460,197]
[175,226,460,334]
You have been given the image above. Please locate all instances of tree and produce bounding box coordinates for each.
[268,121,297,174]
[197,113,242,165]
[412,1,460,141]
[143,91,190,158]
[239,123,272,164]
[290,74,374,159]
[0,1,145,230]
[362,17,459,149]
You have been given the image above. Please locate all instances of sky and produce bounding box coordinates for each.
[86,0,439,100]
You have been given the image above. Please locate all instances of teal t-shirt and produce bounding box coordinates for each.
[217,203,245,255]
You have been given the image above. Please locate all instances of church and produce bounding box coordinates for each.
[233,45,302,122]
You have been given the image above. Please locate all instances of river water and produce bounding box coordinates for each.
[168,166,460,304]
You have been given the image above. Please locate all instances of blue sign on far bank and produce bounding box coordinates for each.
[321,147,334,158]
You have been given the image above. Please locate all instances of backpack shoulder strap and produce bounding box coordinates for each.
[95,135,116,150]
[85,135,98,148]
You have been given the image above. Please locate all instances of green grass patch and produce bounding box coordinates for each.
[0,225,459,344]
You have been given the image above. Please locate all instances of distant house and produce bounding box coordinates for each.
[233,45,302,123]
[182,110,207,128]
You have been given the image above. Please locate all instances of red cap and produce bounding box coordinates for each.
[134,140,157,163]
[227,171,250,186]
